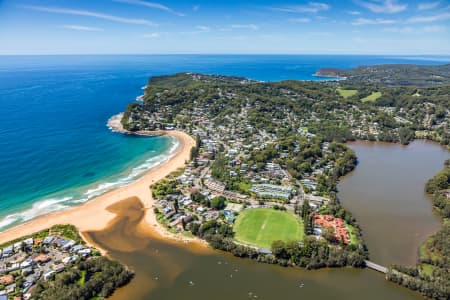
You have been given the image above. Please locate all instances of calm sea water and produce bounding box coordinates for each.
[0,54,449,230]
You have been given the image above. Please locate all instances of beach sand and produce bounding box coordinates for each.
[0,129,204,251]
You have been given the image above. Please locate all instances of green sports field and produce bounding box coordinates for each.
[361,91,382,102]
[337,88,358,98]
[233,208,304,249]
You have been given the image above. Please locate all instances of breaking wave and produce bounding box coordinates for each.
[0,136,179,231]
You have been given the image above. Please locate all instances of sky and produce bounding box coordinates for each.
[0,0,449,55]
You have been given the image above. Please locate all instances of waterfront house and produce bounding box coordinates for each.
[71,245,84,253]
[13,242,23,251]
[42,236,55,245]
[313,214,349,244]
[61,240,76,252]
[54,238,68,248]
[1,246,13,258]
[23,239,33,249]
[78,249,92,257]
[444,189,450,199]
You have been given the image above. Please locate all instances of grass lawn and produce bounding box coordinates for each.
[238,181,252,193]
[233,208,304,249]
[345,224,359,246]
[337,88,358,98]
[361,92,382,102]
[419,238,441,262]
[420,263,436,277]
[77,270,86,286]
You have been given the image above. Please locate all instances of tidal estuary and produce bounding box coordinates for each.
[86,140,449,300]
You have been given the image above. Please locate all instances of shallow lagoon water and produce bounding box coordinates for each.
[338,140,449,266]
[87,197,422,300]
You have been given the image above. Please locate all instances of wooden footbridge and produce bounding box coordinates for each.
[365,260,388,273]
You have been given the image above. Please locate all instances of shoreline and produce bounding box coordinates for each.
[107,113,167,136]
[0,126,205,252]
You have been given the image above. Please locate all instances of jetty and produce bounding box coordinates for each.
[365,260,387,273]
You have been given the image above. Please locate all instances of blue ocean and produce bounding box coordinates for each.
[0,54,449,230]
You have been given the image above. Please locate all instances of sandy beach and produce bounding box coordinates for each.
[0,128,202,250]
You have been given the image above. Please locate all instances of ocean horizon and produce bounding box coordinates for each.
[1,54,449,231]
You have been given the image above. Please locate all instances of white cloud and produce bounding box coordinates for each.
[383,25,446,33]
[348,10,361,15]
[62,25,104,31]
[271,2,330,14]
[407,12,450,23]
[113,0,185,16]
[288,18,311,23]
[21,5,157,26]
[181,26,211,35]
[418,2,440,11]
[356,0,407,14]
[352,18,398,25]
[142,32,160,38]
[193,5,200,12]
[231,24,259,30]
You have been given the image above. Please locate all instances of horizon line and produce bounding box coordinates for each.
[1,53,450,56]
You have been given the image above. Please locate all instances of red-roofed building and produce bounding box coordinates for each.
[313,214,350,244]
[33,253,50,264]
[0,274,14,285]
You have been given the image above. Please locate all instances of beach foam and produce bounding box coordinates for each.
[0,136,179,231]
[0,196,72,229]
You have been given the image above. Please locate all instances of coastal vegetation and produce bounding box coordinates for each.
[315,64,450,87]
[386,159,450,299]
[125,72,448,147]
[32,256,133,300]
[122,71,448,298]
[0,224,84,249]
[133,73,368,273]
